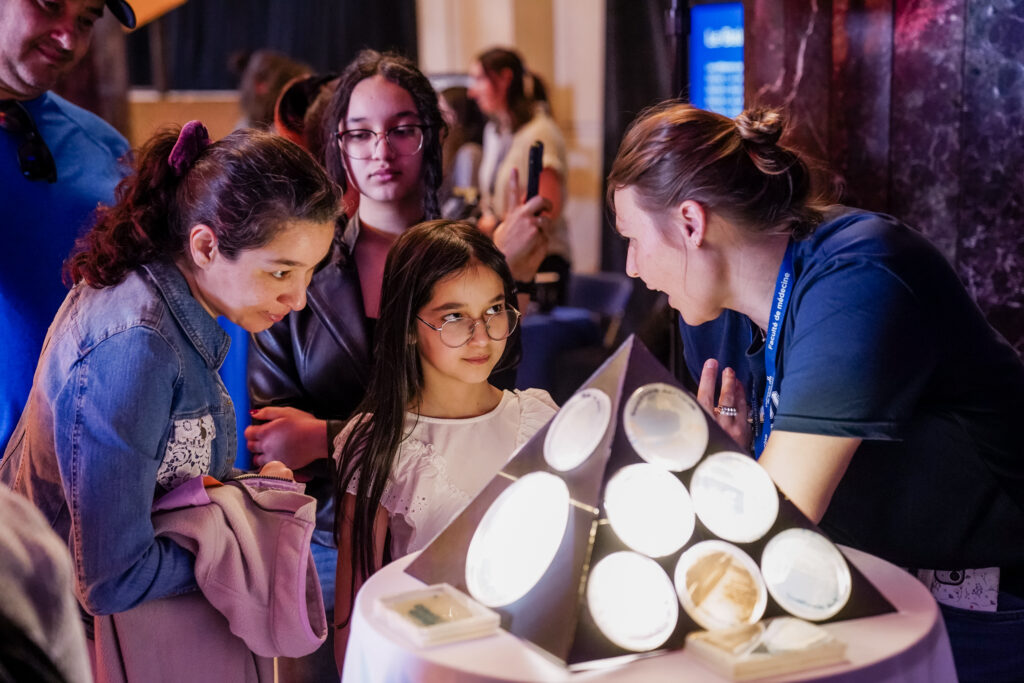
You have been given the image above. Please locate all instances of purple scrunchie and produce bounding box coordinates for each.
[168,120,211,176]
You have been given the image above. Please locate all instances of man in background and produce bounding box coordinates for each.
[0,0,136,451]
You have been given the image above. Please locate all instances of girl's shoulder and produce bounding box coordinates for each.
[511,387,559,414]
[332,412,373,458]
[509,388,558,443]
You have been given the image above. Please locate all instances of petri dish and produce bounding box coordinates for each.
[465,472,570,607]
[622,383,709,472]
[544,388,612,472]
[587,551,679,652]
[604,463,695,558]
[690,451,779,543]
[674,540,768,631]
[760,528,852,621]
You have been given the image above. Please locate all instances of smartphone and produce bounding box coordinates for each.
[526,140,544,200]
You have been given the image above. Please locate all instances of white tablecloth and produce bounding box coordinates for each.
[342,546,956,683]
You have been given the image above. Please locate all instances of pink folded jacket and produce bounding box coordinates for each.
[94,476,326,682]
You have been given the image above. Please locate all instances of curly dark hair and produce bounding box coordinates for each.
[65,126,341,288]
[322,50,447,221]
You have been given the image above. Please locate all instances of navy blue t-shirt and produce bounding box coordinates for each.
[680,209,1024,570]
[770,209,1024,569]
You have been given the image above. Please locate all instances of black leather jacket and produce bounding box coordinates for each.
[248,216,369,548]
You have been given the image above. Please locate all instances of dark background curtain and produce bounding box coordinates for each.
[126,0,418,89]
[601,0,675,275]
[601,0,681,367]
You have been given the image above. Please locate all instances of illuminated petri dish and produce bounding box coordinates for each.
[690,451,779,543]
[465,472,570,607]
[587,551,679,652]
[622,383,709,472]
[543,388,612,472]
[760,528,852,621]
[674,540,767,631]
[604,463,695,558]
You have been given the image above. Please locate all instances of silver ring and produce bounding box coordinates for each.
[714,405,738,417]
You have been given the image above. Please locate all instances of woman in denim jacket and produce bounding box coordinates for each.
[0,122,339,629]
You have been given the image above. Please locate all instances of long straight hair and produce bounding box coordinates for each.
[335,220,520,585]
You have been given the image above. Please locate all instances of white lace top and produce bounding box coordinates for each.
[334,389,557,558]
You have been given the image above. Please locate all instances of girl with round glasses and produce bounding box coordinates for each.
[331,220,556,672]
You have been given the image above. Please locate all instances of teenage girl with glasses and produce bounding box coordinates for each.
[331,220,556,672]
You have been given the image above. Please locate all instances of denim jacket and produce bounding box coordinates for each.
[0,260,236,616]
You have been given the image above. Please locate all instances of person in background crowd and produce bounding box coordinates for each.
[0,122,338,664]
[331,220,557,675]
[232,48,311,130]
[438,85,485,220]
[470,46,571,308]
[272,71,360,216]
[0,0,136,452]
[0,486,90,683]
[608,100,1024,683]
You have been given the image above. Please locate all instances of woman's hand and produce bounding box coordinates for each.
[478,211,499,238]
[695,358,751,450]
[244,406,327,470]
[491,167,551,283]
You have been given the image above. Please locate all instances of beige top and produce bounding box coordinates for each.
[479,108,571,261]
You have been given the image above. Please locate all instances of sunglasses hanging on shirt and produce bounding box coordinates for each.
[0,100,58,183]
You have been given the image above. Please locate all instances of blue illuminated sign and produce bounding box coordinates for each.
[689,3,744,117]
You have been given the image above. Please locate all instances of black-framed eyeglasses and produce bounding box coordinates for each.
[335,124,428,160]
[0,100,57,183]
[416,307,521,348]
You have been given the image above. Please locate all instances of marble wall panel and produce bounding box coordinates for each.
[957,0,1024,351]
[745,0,1022,352]
[746,1,833,169]
[830,0,893,211]
[891,0,964,260]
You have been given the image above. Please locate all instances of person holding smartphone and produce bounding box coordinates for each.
[469,47,571,307]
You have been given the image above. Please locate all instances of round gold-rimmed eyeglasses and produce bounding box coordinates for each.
[416,307,521,348]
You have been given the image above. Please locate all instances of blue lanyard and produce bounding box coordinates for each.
[755,241,795,459]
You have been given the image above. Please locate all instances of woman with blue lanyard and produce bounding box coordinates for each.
[607,101,1024,683]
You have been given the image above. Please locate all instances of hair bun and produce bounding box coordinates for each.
[735,107,785,146]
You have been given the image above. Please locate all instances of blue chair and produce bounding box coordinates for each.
[567,271,634,349]
[517,272,635,403]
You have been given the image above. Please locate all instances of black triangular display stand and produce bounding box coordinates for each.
[407,336,893,668]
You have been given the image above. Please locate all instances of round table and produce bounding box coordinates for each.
[342,546,956,682]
